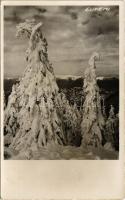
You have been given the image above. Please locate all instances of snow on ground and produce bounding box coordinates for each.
[4,143,118,160]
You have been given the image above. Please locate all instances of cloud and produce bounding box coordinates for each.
[77,6,119,41]
[4,6,119,77]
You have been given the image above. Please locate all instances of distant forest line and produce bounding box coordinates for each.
[4,77,119,116]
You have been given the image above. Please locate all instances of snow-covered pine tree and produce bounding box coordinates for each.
[81,52,105,147]
[105,105,119,149]
[4,20,80,155]
[57,93,81,146]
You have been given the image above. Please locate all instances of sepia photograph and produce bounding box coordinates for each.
[3,4,119,160]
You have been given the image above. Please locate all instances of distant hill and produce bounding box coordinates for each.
[56,75,119,91]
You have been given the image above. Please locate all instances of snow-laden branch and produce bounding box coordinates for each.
[16,19,36,38]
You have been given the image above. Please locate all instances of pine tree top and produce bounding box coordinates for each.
[88,52,100,69]
[16,19,42,38]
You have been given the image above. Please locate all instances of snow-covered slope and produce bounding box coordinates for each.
[5,144,118,160]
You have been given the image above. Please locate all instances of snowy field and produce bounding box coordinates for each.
[4,144,118,160]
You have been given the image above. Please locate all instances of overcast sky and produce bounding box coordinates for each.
[4,6,119,78]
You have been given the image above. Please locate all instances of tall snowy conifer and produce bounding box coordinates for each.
[4,20,79,153]
[105,105,118,148]
[81,52,105,147]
